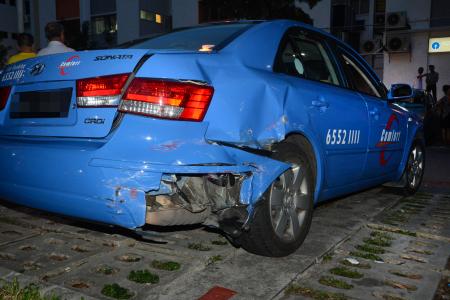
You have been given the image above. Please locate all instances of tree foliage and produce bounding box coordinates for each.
[200,0,322,24]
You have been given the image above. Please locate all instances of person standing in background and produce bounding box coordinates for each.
[424,65,439,103]
[37,22,74,56]
[413,67,424,90]
[6,33,36,65]
[437,85,450,144]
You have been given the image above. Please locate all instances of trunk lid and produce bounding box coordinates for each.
[0,49,149,138]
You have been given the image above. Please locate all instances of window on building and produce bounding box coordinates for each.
[155,14,162,24]
[351,0,369,15]
[431,0,450,27]
[140,10,155,22]
[374,0,386,13]
[331,5,347,28]
[9,0,16,6]
[92,14,117,35]
[0,0,6,5]
[140,10,164,24]
[0,31,8,39]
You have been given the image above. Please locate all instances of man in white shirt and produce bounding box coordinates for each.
[37,22,74,56]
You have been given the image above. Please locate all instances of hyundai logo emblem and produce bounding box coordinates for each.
[30,63,45,76]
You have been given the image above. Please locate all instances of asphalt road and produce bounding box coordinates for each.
[0,146,448,300]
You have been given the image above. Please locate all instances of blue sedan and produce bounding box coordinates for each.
[0,20,424,256]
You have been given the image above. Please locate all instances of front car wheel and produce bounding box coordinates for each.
[237,142,315,257]
[402,140,425,195]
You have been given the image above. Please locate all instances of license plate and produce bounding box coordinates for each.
[10,88,72,119]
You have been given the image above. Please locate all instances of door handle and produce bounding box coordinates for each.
[311,97,329,109]
[369,108,379,116]
[369,108,379,120]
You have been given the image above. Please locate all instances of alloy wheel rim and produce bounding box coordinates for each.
[269,164,309,242]
[407,145,424,189]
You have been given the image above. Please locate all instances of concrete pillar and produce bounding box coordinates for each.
[29,0,40,48]
[117,0,139,44]
[37,0,56,49]
[16,0,24,33]
[79,0,91,29]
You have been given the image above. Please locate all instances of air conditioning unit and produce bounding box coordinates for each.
[386,33,411,53]
[360,38,382,54]
[386,11,408,30]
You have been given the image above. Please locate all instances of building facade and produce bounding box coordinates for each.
[300,0,450,99]
[33,0,173,49]
[1,0,197,53]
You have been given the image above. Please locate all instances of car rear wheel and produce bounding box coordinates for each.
[402,140,425,195]
[238,142,315,257]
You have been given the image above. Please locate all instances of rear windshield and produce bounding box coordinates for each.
[125,23,256,51]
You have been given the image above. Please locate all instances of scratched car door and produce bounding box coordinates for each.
[336,49,407,178]
[275,28,370,189]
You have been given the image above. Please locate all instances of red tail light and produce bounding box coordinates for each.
[76,73,130,107]
[0,86,12,111]
[119,78,214,122]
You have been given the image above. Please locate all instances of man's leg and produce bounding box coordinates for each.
[432,85,437,102]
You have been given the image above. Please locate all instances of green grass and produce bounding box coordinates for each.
[322,253,334,263]
[329,267,363,279]
[403,203,426,209]
[340,260,371,269]
[389,228,417,237]
[284,284,348,300]
[382,295,406,300]
[370,231,394,240]
[127,270,159,284]
[0,278,59,300]
[211,239,228,246]
[355,244,385,254]
[410,249,433,255]
[188,243,212,251]
[117,254,141,262]
[101,284,133,299]
[350,251,383,262]
[95,265,118,275]
[363,237,392,247]
[319,276,353,290]
[206,255,223,265]
[151,260,180,271]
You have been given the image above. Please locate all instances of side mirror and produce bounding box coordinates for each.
[388,84,414,102]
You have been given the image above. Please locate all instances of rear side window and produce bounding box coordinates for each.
[274,28,340,86]
[335,47,387,99]
[340,54,381,98]
[126,23,255,51]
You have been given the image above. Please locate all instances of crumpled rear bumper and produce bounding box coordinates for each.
[0,116,290,228]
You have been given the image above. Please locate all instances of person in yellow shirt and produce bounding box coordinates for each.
[7,33,36,65]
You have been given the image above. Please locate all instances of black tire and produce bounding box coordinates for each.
[401,140,425,195]
[237,141,315,257]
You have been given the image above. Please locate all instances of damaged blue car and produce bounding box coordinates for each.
[0,20,424,256]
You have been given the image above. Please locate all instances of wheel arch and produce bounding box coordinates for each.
[282,131,325,203]
[396,125,425,180]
